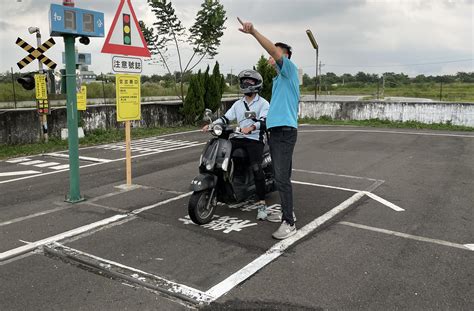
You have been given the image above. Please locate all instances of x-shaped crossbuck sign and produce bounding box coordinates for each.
[16,37,57,70]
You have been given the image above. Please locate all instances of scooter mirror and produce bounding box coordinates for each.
[204,109,213,122]
[245,111,256,119]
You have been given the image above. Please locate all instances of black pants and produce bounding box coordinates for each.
[231,138,266,201]
[268,127,297,225]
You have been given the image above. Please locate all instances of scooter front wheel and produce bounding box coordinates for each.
[188,190,216,225]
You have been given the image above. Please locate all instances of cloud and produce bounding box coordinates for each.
[0,0,472,76]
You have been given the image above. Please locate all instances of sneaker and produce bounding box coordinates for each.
[256,205,268,220]
[272,221,297,240]
[267,211,296,223]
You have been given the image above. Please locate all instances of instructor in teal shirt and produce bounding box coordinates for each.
[238,17,300,240]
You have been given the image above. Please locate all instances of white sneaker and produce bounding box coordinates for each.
[267,211,296,223]
[272,221,296,240]
[256,205,268,220]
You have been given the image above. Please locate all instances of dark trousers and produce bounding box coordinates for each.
[268,127,297,225]
[231,138,266,201]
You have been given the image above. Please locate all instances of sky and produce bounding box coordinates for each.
[0,0,473,78]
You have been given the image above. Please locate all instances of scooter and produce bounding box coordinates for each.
[188,109,275,225]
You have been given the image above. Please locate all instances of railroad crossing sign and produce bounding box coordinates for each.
[16,37,57,70]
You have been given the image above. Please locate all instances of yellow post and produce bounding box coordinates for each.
[125,120,132,186]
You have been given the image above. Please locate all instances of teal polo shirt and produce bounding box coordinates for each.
[266,57,300,129]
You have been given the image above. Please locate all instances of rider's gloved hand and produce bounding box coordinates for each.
[202,124,209,132]
[241,125,256,134]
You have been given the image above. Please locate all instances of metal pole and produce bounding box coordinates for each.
[64,35,82,203]
[439,81,443,101]
[11,67,17,109]
[315,49,318,101]
[319,61,322,94]
[36,31,49,142]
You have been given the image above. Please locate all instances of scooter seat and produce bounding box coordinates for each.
[232,148,248,159]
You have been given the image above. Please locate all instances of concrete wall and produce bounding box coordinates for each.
[299,101,474,127]
[0,99,236,145]
[2,99,473,145]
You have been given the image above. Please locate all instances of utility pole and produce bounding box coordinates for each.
[318,61,322,93]
[230,68,233,88]
[439,81,443,101]
[306,29,319,101]
[11,67,17,109]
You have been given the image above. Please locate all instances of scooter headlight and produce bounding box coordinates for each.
[212,124,223,136]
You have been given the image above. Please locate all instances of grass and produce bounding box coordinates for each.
[0,125,198,160]
[300,116,474,132]
[301,82,474,102]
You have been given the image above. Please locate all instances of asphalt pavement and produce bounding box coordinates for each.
[1,125,473,310]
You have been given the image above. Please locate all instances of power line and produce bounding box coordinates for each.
[301,58,474,69]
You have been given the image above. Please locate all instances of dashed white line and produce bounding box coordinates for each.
[34,162,60,168]
[298,129,474,138]
[6,158,30,163]
[50,164,70,170]
[0,170,41,177]
[19,160,45,166]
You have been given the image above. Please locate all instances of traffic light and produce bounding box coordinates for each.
[17,74,35,90]
[123,14,131,45]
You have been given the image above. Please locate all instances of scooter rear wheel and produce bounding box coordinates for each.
[188,190,216,225]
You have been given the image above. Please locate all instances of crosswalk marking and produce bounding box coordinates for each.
[34,162,60,168]
[20,160,45,166]
[6,158,31,163]
[50,164,70,170]
[98,138,202,154]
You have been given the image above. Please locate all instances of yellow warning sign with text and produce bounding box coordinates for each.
[77,85,87,111]
[116,74,141,121]
[34,74,48,100]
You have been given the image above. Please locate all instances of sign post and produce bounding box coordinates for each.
[102,0,150,187]
[49,0,104,202]
[116,74,141,186]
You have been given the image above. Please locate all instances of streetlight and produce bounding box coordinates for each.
[306,29,319,101]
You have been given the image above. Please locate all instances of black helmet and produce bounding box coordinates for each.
[238,69,263,94]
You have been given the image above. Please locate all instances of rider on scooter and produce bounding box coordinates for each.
[202,69,270,220]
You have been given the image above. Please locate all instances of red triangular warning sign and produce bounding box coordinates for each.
[101,0,151,57]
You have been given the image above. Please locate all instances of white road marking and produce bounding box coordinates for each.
[50,164,70,170]
[19,160,45,166]
[292,180,404,212]
[0,192,192,262]
[364,192,405,211]
[298,129,474,138]
[203,192,366,303]
[34,162,60,168]
[339,221,473,252]
[0,206,73,227]
[0,170,41,177]
[48,242,212,302]
[292,168,384,182]
[6,158,30,163]
[46,153,112,163]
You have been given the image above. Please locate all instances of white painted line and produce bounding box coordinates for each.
[298,129,474,138]
[464,244,474,251]
[363,192,405,211]
[50,164,70,170]
[292,168,383,182]
[204,192,366,302]
[34,162,60,168]
[131,192,192,214]
[0,214,128,262]
[46,153,112,163]
[0,192,192,262]
[0,170,41,177]
[50,243,213,302]
[0,142,205,185]
[19,160,45,166]
[339,221,473,252]
[0,206,73,227]
[6,158,30,163]
[291,180,360,193]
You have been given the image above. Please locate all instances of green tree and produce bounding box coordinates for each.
[140,0,227,101]
[255,55,277,101]
[182,72,205,124]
